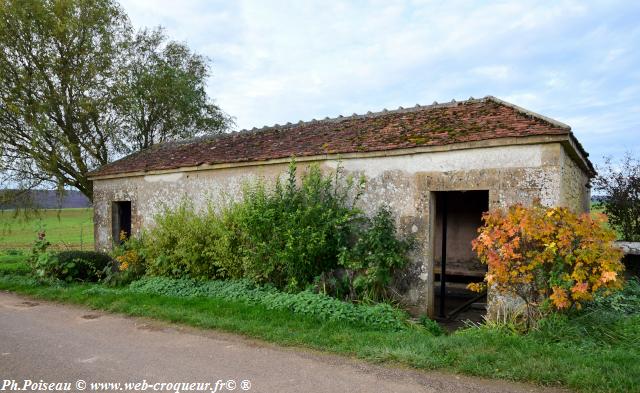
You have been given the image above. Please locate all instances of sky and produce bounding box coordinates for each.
[119,0,640,168]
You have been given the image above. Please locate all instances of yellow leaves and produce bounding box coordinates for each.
[571,281,588,294]
[474,201,625,313]
[467,282,487,292]
[544,241,558,255]
[601,271,617,283]
[116,250,140,272]
[550,286,570,309]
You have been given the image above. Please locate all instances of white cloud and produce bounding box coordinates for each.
[119,0,640,165]
[472,66,512,81]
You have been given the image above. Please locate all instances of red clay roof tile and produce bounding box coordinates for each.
[89,96,590,178]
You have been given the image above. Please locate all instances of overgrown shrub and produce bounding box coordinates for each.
[104,235,147,286]
[143,204,238,280]
[332,205,413,302]
[55,251,113,281]
[143,161,366,289]
[233,162,364,290]
[594,153,640,241]
[33,251,112,282]
[471,201,625,325]
[27,230,113,282]
[137,161,412,303]
[128,276,410,330]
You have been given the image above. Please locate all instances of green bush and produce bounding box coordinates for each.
[232,162,363,290]
[30,250,112,283]
[26,231,111,282]
[103,236,148,286]
[143,202,241,280]
[129,276,410,331]
[142,161,366,289]
[589,277,640,314]
[52,251,112,282]
[137,161,412,303]
[336,206,414,301]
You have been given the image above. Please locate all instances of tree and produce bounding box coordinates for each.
[115,28,228,152]
[594,153,640,241]
[0,0,229,201]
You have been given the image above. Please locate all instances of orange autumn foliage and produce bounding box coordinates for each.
[471,201,624,311]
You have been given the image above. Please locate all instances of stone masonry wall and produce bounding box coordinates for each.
[93,142,589,316]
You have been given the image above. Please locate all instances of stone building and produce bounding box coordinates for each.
[88,96,594,317]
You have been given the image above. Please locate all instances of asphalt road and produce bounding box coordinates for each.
[0,291,565,393]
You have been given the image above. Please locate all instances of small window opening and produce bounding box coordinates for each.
[112,201,132,245]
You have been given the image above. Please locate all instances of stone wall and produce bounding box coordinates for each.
[93,141,590,316]
[559,145,592,212]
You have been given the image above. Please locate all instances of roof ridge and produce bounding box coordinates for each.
[145,95,572,148]
[234,96,486,134]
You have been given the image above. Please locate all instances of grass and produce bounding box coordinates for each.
[1,254,638,393]
[0,208,93,250]
[590,202,624,240]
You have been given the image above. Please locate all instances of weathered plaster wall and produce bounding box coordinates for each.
[558,146,591,212]
[93,141,589,316]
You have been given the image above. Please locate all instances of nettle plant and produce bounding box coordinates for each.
[470,201,624,318]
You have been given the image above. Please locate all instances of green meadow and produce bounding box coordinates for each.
[0,208,94,250]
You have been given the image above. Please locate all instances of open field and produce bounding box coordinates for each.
[0,208,93,250]
[591,202,623,240]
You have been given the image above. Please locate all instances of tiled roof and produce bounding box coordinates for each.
[89,96,592,178]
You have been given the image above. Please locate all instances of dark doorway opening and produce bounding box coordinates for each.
[433,191,489,324]
[112,201,131,245]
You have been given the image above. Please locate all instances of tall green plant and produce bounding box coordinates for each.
[144,202,237,280]
[235,161,365,290]
[337,206,414,302]
[137,160,412,302]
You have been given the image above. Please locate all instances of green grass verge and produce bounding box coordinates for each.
[0,256,638,392]
[0,208,93,250]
